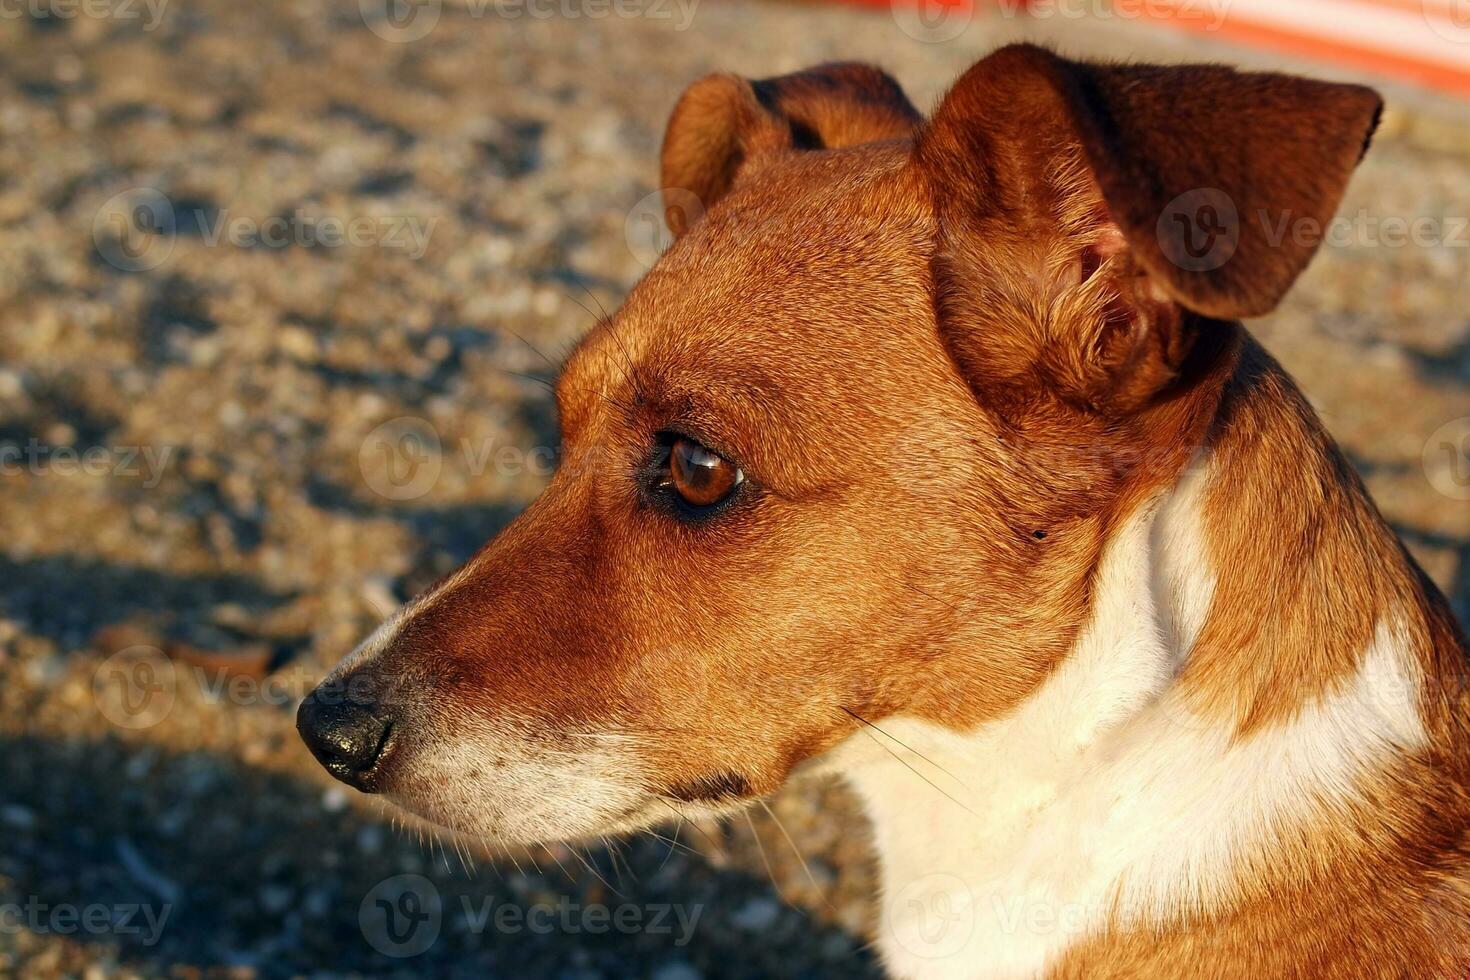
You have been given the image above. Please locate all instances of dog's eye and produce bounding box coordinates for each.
[667,436,742,509]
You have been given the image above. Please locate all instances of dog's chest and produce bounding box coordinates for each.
[832,474,1426,979]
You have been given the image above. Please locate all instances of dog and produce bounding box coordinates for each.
[298,45,1470,978]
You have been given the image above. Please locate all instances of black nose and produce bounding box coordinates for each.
[296,691,395,791]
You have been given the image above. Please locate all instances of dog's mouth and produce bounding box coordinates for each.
[381,748,769,847]
[380,774,739,848]
[295,692,680,845]
[300,704,770,846]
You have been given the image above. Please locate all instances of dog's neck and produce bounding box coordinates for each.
[831,345,1466,979]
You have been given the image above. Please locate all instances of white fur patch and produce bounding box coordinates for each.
[320,597,652,844]
[389,719,652,844]
[834,460,1428,980]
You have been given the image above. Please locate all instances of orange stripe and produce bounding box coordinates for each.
[845,0,1470,98]
[1330,0,1458,17]
[1137,8,1470,97]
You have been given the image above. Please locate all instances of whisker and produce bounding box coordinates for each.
[602,834,631,889]
[557,284,609,332]
[501,326,564,372]
[569,843,624,899]
[840,707,979,816]
[457,833,479,876]
[541,843,576,886]
[654,798,724,853]
[645,822,699,866]
[904,581,967,617]
[758,798,836,914]
[562,268,612,327]
[503,368,555,391]
[501,842,526,877]
[563,270,648,403]
[839,706,971,792]
[744,808,792,910]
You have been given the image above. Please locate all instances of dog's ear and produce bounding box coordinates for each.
[660,63,921,235]
[916,44,1381,413]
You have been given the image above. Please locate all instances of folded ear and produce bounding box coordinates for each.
[916,44,1381,413]
[660,63,921,236]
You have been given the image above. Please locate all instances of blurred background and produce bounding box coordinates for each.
[0,0,1467,977]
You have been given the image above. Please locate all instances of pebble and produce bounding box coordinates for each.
[277,326,320,362]
[43,423,76,447]
[0,804,35,829]
[356,824,385,854]
[0,5,1464,980]
[731,896,781,932]
[321,786,349,813]
[124,753,155,780]
[302,887,332,920]
[651,963,704,980]
[0,369,25,399]
[258,884,294,915]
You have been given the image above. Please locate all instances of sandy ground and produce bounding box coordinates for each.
[0,0,1467,977]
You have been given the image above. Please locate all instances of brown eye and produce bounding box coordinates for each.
[668,437,742,508]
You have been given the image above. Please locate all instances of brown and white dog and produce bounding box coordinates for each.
[298,45,1470,978]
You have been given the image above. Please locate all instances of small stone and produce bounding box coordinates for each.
[322,786,349,813]
[424,335,451,362]
[277,325,319,362]
[0,369,24,399]
[0,805,35,829]
[651,963,703,980]
[259,884,294,915]
[731,896,780,932]
[44,422,76,447]
[302,887,331,919]
[124,753,154,781]
[356,824,384,854]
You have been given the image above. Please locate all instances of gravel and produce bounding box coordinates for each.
[0,0,1466,977]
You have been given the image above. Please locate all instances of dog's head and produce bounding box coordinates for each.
[297,46,1380,843]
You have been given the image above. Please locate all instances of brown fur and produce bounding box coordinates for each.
[313,45,1470,977]
[660,62,921,235]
